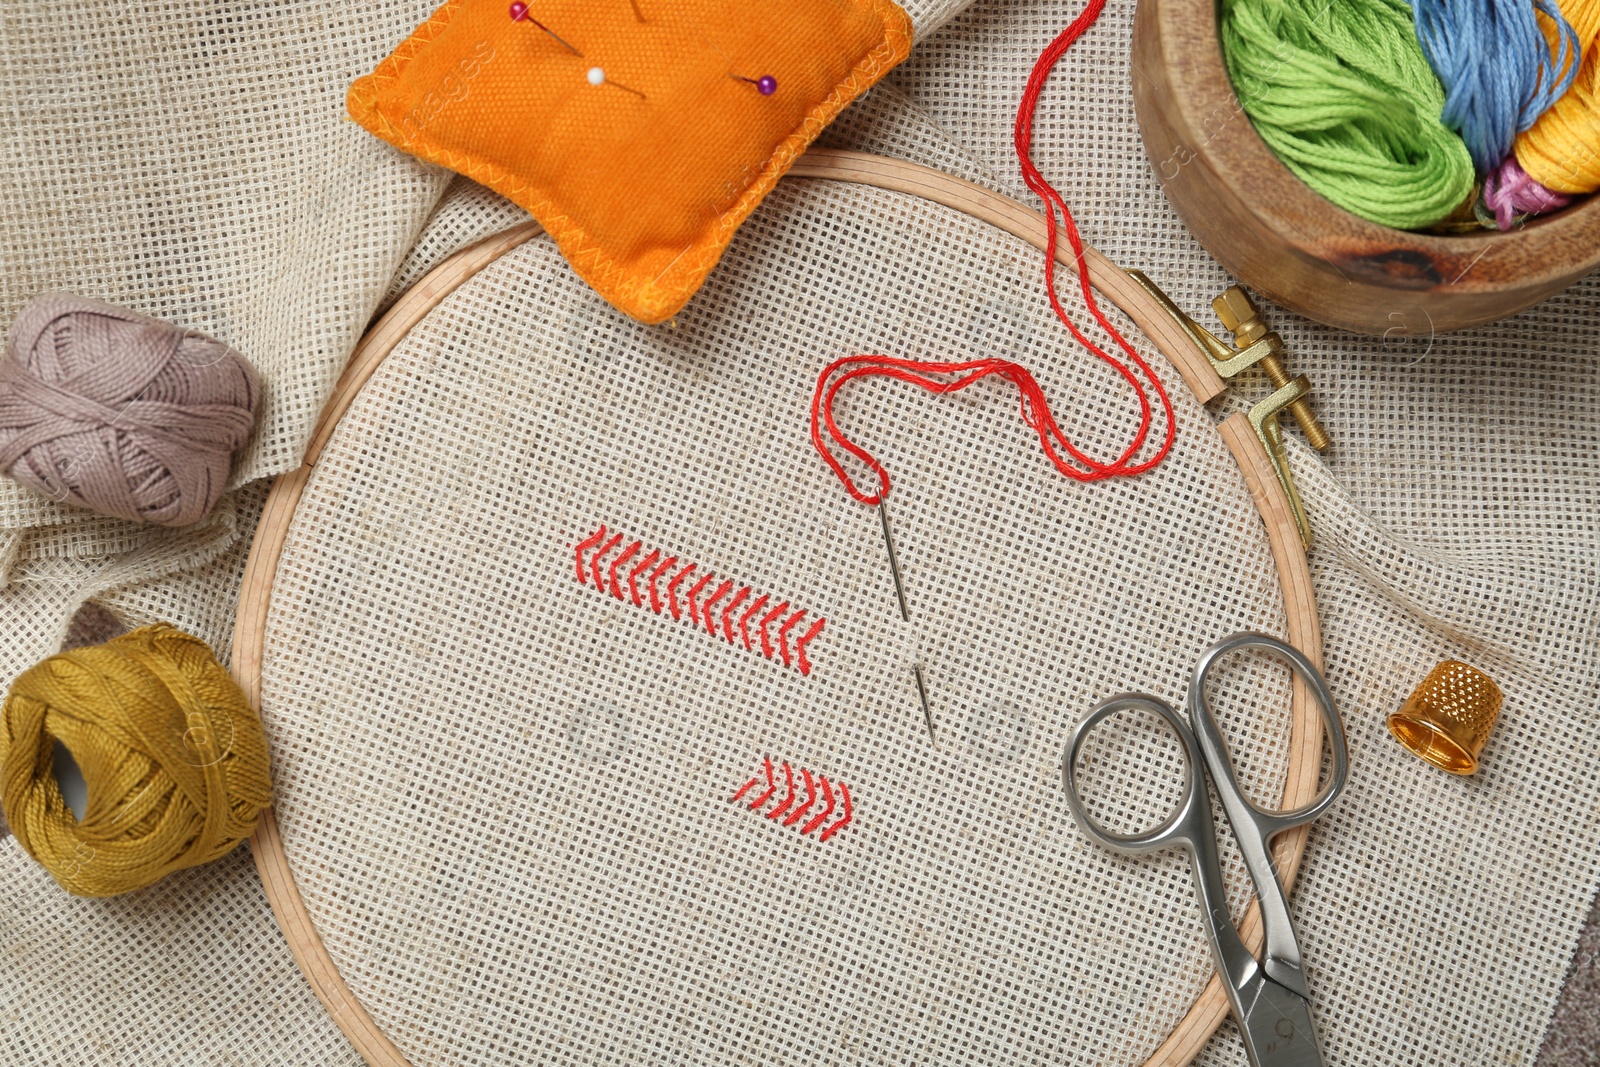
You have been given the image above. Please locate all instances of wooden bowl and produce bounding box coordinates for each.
[1131,0,1600,337]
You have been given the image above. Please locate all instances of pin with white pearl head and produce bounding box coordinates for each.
[585,65,647,99]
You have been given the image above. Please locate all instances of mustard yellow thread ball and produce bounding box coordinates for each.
[0,624,271,896]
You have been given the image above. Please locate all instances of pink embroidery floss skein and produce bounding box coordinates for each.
[0,294,260,526]
[1484,155,1576,228]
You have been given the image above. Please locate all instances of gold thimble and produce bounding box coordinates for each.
[1387,660,1503,774]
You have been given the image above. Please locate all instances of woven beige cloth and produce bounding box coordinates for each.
[260,178,1296,1066]
[0,1,451,501]
[0,1,1596,1064]
[252,176,1600,1067]
[0,835,363,1066]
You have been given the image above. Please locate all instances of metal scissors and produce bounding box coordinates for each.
[1061,633,1348,1067]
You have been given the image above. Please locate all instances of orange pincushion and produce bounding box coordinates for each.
[349,0,912,323]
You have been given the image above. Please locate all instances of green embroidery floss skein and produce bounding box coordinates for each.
[1220,0,1477,230]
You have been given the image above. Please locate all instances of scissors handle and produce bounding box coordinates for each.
[1189,632,1347,999]
[1061,694,1209,855]
[1062,693,1276,1035]
[1062,632,1347,1067]
[1190,633,1347,838]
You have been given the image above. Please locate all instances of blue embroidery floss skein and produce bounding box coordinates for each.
[1413,0,1582,173]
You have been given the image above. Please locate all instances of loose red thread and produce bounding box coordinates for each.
[809,22,1182,509]
[812,353,1173,507]
[732,758,853,842]
[1013,0,1176,473]
[574,526,826,676]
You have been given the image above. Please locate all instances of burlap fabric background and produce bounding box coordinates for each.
[1,0,1597,1064]
[261,175,1302,1065]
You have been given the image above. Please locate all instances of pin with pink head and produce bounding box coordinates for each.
[508,2,584,56]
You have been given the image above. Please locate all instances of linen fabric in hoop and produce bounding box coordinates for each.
[254,177,1306,1066]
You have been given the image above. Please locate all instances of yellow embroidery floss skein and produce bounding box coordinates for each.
[1517,0,1600,193]
[0,624,271,897]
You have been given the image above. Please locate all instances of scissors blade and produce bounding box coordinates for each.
[1235,975,1324,1067]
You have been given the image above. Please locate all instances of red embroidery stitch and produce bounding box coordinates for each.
[722,587,751,643]
[736,758,854,843]
[573,526,825,675]
[784,768,818,826]
[703,580,734,637]
[609,541,640,600]
[820,781,853,841]
[777,609,806,667]
[749,757,777,809]
[592,532,622,590]
[795,618,826,677]
[666,563,696,621]
[767,762,797,820]
[686,572,715,627]
[738,594,769,651]
[730,773,760,805]
[648,554,677,614]
[574,525,607,584]
[759,601,789,660]
[800,776,835,836]
[628,549,660,607]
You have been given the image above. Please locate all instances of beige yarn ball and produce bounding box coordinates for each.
[0,294,260,526]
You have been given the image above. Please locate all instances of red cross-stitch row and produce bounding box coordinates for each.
[573,524,827,676]
[730,757,853,842]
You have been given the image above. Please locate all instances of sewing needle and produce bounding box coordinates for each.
[878,495,929,741]
[879,496,909,622]
[913,664,936,744]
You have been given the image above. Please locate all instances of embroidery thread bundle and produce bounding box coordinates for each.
[1412,0,1578,174]
[1494,0,1600,213]
[0,625,272,897]
[1484,154,1576,226]
[1219,0,1476,230]
[1217,0,1594,230]
[0,294,260,527]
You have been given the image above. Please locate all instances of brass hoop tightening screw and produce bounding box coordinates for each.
[1212,288,1330,452]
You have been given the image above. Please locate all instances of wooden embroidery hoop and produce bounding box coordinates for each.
[231,149,1326,1067]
